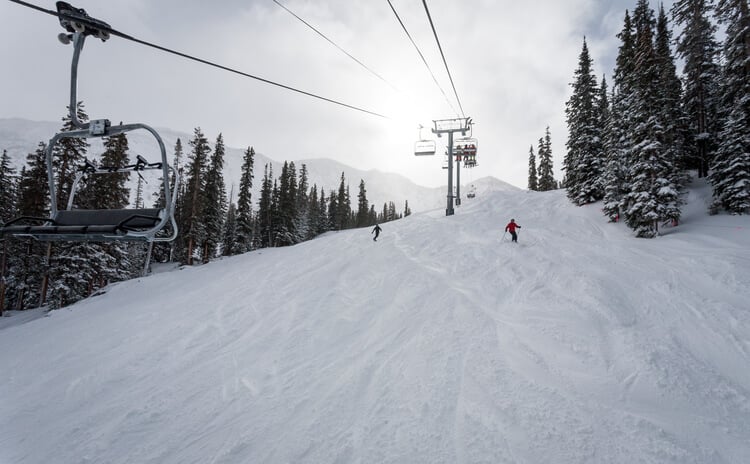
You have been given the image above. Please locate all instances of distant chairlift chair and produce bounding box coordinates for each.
[1,2,178,243]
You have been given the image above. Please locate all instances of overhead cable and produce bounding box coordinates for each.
[385,0,458,117]
[421,0,465,119]
[7,0,389,120]
[272,0,398,92]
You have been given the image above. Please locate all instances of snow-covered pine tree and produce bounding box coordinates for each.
[48,132,132,308]
[88,132,132,278]
[150,138,184,264]
[315,187,331,235]
[709,0,750,213]
[672,0,722,178]
[234,146,255,253]
[327,189,338,233]
[256,164,274,248]
[134,176,144,208]
[336,172,349,230]
[387,201,398,221]
[603,11,637,221]
[275,161,298,246]
[295,164,310,242]
[45,103,92,308]
[317,186,329,235]
[202,133,228,261]
[602,84,629,222]
[222,196,238,257]
[0,150,17,224]
[52,103,89,209]
[0,149,16,313]
[180,128,211,264]
[404,200,411,217]
[306,184,320,241]
[537,128,556,191]
[4,143,49,310]
[270,178,281,246]
[655,4,690,196]
[623,0,682,237]
[565,38,603,205]
[527,145,538,191]
[356,179,369,227]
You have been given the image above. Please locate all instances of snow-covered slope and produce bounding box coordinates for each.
[0,118,504,212]
[1,179,749,464]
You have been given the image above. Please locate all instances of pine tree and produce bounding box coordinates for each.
[603,11,637,222]
[565,38,603,205]
[235,146,255,253]
[356,179,369,227]
[527,145,538,191]
[0,149,17,224]
[0,150,17,313]
[655,4,690,195]
[318,186,329,234]
[336,172,349,230]
[52,103,89,209]
[48,132,132,308]
[295,164,310,242]
[256,164,274,248]
[276,161,298,246]
[673,0,722,178]
[388,201,398,221]
[44,103,93,308]
[151,138,184,264]
[222,197,238,256]
[180,128,211,264]
[623,0,682,236]
[4,144,49,310]
[602,86,628,221]
[404,200,412,217]
[327,189,338,232]
[270,178,281,245]
[306,184,320,241]
[537,128,556,191]
[89,133,131,208]
[710,0,750,213]
[202,133,227,261]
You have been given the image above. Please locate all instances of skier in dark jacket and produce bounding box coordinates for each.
[505,219,521,243]
[372,224,382,241]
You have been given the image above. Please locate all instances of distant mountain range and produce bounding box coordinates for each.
[0,118,519,213]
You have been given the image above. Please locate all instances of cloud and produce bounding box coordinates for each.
[0,0,676,189]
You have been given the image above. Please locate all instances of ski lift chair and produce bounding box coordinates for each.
[414,140,436,156]
[0,2,178,243]
[455,137,478,168]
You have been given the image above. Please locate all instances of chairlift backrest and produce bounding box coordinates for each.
[0,7,178,243]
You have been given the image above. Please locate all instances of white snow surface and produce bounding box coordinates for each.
[2,178,750,464]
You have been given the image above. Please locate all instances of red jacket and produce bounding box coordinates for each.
[505,221,520,233]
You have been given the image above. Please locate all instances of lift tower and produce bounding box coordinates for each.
[432,117,472,216]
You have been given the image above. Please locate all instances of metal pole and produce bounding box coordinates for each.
[0,239,6,316]
[446,132,454,216]
[143,241,154,276]
[455,153,461,207]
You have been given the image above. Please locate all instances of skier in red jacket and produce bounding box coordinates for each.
[505,218,521,243]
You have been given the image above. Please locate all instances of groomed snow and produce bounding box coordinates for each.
[1,178,749,464]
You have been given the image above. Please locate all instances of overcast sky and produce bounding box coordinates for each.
[0,0,677,189]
